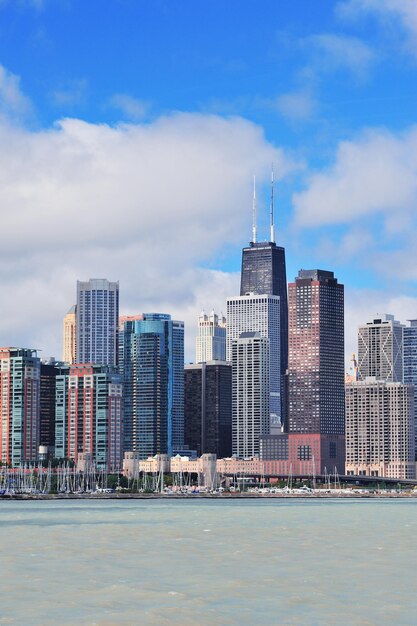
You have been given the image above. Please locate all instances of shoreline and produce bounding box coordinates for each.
[1,491,417,500]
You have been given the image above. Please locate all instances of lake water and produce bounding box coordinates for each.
[0,498,416,625]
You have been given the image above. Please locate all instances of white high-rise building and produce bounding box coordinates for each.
[345,378,415,480]
[196,310,226,363]
[403,319,417,460]
[232,332,269,458]
[226,294,280,430]
[357,314,403,382]
[76,279,119,367]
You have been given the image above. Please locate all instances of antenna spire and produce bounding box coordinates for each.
[252,175,257,243]
[270,165,275,243]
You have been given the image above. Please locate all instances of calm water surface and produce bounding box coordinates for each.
[0,499,416,625]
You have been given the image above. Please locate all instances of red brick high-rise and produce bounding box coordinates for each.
[287,269,345,474]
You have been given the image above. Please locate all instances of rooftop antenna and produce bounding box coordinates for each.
[270,165,275,243]
[252,175,257,243]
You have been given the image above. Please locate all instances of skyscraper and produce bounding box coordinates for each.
[118,314,143,378]
[404,319,417,460]
[196,310,226,363]
[55,364,123,470]
[239,174,288,426]
[184,361,232,458]
[0,348,40,467]
[357,314,403,382]
[232,332,269,458]
[76,279,119,367]
[227,294,280,430]
[39,361,60,455]
[62,305,76,364]
[345,379,415,479]
[123,314,184,458]
[287,269,345,473]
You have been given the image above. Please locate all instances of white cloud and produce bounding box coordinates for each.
[0,64,32,120]
[345,289,417,368]
[293,126,417,228]
[306,33,375,79]
[274,90,317,122]
[0,112,295,361]
[51,79,88,107]
[337,0,417,58]
[109,94,150,121]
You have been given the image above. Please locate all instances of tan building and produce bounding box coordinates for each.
[345,378,415,480]
[62,305,76,364]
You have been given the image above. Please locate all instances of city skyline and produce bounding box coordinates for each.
[1,2,417,365]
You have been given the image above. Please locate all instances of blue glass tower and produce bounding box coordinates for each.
[123,314,184,458]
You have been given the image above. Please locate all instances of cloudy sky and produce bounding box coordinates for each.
[1,0,417,363]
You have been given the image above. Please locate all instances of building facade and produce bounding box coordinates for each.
[195,310,226,363]
[240,241,288,426]
[357,314,403,382]
[123,314,184,458]
[287,269,345,474]
[184,361,232,458]
[345,379,415,479]
[227,294,280,430]
[232,332,270,458]
[76,279,119,367]
[39,361,62,455]
[62,305,76,364]
[55,364,123,470]
[403,319,417,460]
[0,348,40,467]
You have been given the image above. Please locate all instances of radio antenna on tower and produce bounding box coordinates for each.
[270,165,275,243]
[252,175,257,243]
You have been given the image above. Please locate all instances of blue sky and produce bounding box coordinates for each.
[1,0,417,361]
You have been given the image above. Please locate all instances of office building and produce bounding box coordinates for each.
[184,361,232,458]
[118,314,142,377]
[287,270,345,474]
[39,361,61,455]
[123,314,184,458]
[232,332,270,458]
[227,294,280,430]
[76,279,119,367]
[0,348,40,467]
[357,314,403,382]
[403,320,417,460]
[55,364,123,470]
[62,305,76,364]
[240,205,288,426]
[196,310,226,363]
[345,379,415,479]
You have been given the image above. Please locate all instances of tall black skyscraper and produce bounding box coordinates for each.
[184,361,232,458]
[239,174,288,427]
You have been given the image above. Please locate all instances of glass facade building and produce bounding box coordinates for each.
[55,364,123,470]
[358,314,404,382]
[240,241,288,427]
[184,361,232,458]
[0,348,40,467]
[123,314,184,458]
